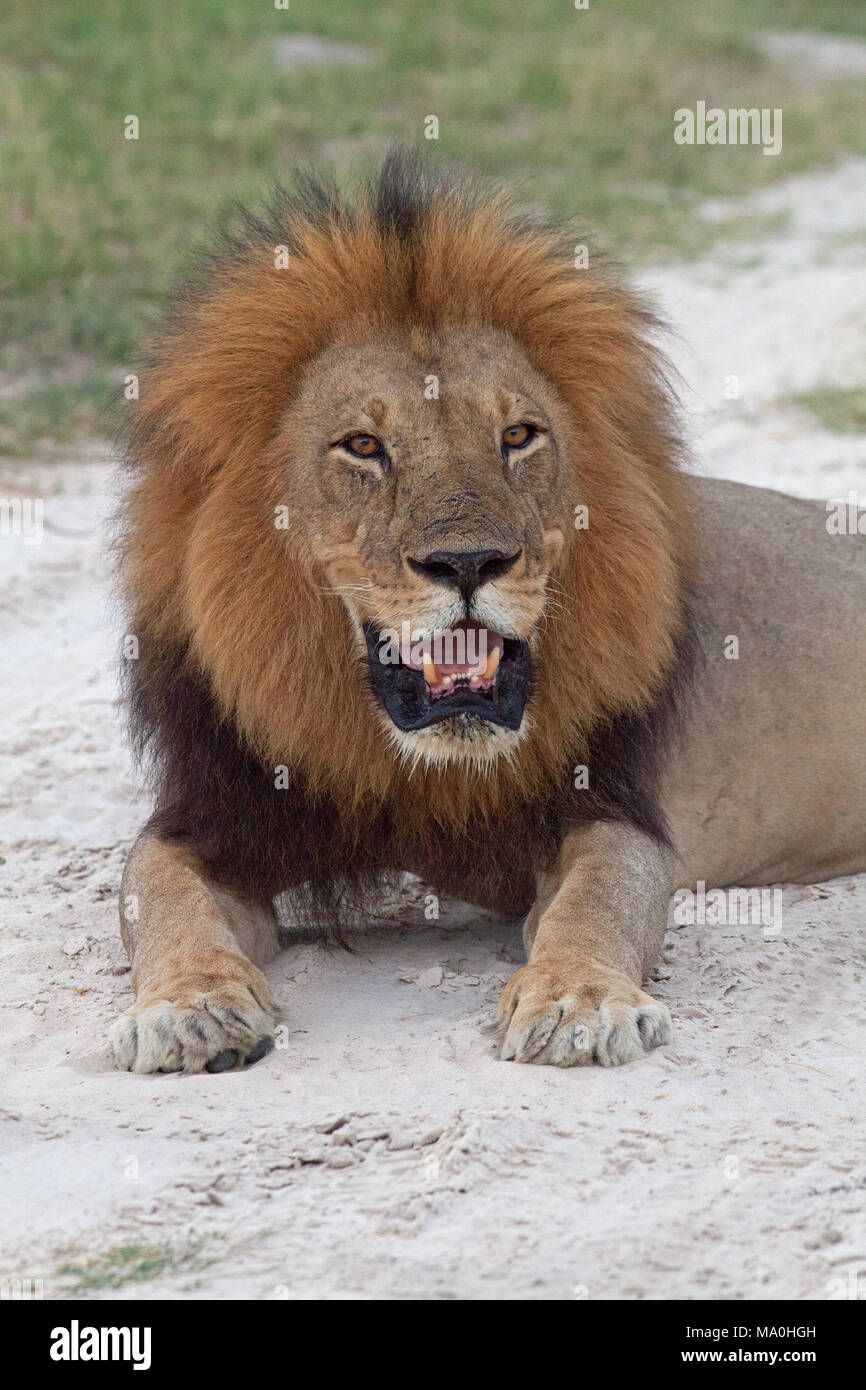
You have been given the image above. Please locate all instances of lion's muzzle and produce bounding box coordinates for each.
[364,619,531,732]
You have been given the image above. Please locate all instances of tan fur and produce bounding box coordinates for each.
[498,480,866,1064]
[113,834,278,1074]
[122,196,690,824]
[111,167,865,1073]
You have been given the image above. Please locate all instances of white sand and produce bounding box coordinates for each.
[1,160,864,1301]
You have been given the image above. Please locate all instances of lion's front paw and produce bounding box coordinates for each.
[111,961,275,1074]
[496,960,671,1067]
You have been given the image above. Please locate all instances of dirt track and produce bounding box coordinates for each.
[1,160,865,1300]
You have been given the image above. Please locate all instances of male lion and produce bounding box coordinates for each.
[112,153,865,1073]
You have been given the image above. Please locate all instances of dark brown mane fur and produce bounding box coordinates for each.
[118,150,699,928]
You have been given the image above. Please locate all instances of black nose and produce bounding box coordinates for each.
[407,548,521,597]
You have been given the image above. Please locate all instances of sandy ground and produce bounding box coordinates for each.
[1,159,865,1302]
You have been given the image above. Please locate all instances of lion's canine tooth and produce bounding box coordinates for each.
[423,655,441,688]
[484,646,501,680]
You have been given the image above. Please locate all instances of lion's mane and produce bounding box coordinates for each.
[119,151,697,926]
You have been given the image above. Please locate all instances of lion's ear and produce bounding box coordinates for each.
[127,201,398,487]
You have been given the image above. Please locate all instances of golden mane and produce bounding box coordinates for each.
[121,151,693,862]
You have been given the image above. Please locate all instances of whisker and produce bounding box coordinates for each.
[316,583,374,597]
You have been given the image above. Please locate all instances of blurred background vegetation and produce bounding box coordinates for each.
[1,0,864,455]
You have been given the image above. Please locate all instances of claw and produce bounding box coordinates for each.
[243,1035,274,1066]
[205,1048,239,1073]
[497,963,672,1068]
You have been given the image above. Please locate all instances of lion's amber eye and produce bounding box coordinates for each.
[344,433,382,458]
[502,423,534,450]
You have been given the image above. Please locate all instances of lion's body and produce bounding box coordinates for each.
[664,478,866,892]
[110,154,865,1074]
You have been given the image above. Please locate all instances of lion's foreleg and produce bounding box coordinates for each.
[500,821,673,1067]
[111,830,279,1073]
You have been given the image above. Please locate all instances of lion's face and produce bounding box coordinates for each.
[127,161,689,810]
[274,325,574,769]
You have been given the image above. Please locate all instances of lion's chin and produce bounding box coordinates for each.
[383,712,529,774]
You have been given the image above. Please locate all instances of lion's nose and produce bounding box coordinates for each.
[407,548,521,599]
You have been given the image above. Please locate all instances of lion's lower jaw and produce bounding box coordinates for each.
[384,710,529,775]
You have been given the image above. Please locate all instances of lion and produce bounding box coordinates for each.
[111,151,866,1073]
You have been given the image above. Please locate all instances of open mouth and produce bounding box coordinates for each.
[364,619,532,732]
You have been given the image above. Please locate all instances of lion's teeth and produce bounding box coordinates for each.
[423,655,441,688]
[484,646,501,680]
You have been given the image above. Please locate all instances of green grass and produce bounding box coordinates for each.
[0,371,118,457]
[56,1242,179,1293]
[791,386,866,434]
[55,1237,218,1293]
[2,0,865,453]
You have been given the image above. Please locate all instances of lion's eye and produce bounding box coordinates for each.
[344,433,382,458]
[502,423,535,450]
